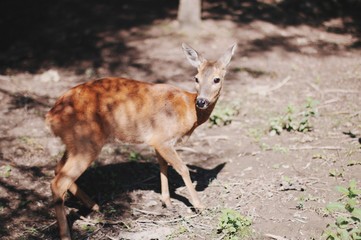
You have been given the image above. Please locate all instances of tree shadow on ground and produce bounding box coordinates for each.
[0,0,178,74]
[207,0,361,34]
[205,0,361,56]
[2,0,361,75]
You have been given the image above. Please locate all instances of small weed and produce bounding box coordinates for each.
[18,136,34,144]
[322,180,361,239]
[297,194,320,210]
[24,227,39,235]
[18,136,44,151]
[129,151,142,161]
[329,168,344,178]
[209,102,240,127]
[217,208,252,240]
[247,128,264,142]
[282,175,292,184]
[104,206,117,215]
[1,165,12,178]
[259,142,288,153]
[81,224,96,233]
[312,153,327,160]
[269,97,318,135]
[260,142,271,151]
[272,164,280,169]
[166,225,188,240]
[272,144,289,153]
[19,200,31,208]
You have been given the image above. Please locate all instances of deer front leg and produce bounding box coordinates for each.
[154,144,204,210]
[156,151,172,207]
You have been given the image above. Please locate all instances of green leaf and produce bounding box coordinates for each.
[327,202,345,212]
[336,216,349,227]
[346,198,357,210]
[337,228,349,240]
[349,179,357,190]
[336,186,349,195]
[351,207,361,220]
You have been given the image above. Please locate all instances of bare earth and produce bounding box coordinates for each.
[0,1,360,239]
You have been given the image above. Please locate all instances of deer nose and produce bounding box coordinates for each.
[196,98,209,109]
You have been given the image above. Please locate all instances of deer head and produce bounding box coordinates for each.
[182,43,237,109]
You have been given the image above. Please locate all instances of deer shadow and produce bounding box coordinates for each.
[66,161,226,220]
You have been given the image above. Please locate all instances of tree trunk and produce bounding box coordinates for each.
[178,0,201,28]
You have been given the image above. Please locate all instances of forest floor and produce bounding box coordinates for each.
[0,1,360,239]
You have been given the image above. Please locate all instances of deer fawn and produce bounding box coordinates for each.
[46,43,236,239]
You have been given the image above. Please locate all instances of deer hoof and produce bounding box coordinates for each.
[92,204,100,212]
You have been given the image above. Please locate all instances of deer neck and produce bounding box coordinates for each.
[195,98,218,126]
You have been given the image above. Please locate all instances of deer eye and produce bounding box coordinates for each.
[213,78,221,84]
[194,77,199,83]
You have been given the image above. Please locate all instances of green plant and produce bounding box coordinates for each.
[247,128,264,142]
[24,227,39,235]
[166,225,188,240]
[269,97,318,135]
[322,180,361,239]
[259,142,288,153]
[217,208,252,240]
[209,102,240,127]
[1,165,11,178]
[329,168,344,178]
[297,194,320,210]
[129,151,142,161]
[81,224,96,233]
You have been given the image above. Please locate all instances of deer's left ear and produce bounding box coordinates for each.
[217,43,237,68]
[182,43,205,68]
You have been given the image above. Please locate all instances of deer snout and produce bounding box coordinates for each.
[196,98,210,109]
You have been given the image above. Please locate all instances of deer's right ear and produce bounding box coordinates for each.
[182,43,205,68]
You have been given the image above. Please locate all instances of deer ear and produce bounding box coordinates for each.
[182,43,205,68]
[217,43,237,68]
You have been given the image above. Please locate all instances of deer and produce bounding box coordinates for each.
[46,43,237,239]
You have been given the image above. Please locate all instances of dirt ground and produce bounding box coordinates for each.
[0,1,360,239]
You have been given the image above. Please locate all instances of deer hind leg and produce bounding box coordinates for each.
[156,150,172,207]
[154,144,204,210]
[55,151,99,211]
[51,149,100,240]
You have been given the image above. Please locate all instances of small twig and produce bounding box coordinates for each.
[39,221,57,231]
[192,222,212,230]
[307,82,321,93]
[123,175,156,188]
[289,146,345,151]
[266,76,291,92]
[84,226,103,240]
[264,233,290,240]
[106,235,119,240]
[324,89,359,94]
[175,146,198,153]
[203,135,229,141]
[292,218,307,223]
[248,76,291,95]
[133,208,166,216]
[317,98,340,109]
[216,233,227,240]
[101,219,131,229]
[136,213,198,224]
[79,216,98,226]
